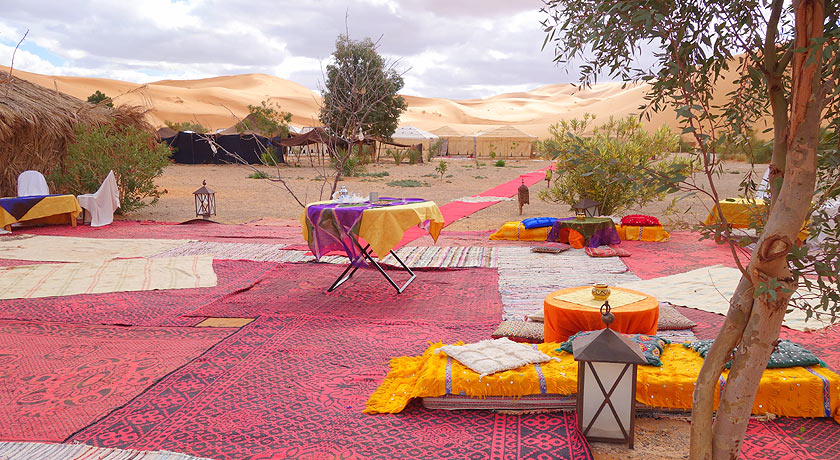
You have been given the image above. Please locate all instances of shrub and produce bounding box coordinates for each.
[49,122,170,213]
[716,128,772,164]
[387,179,429,187]
[537,114,687,216]
[330,146,366,178]
[249,170,269,179]
[388,148,405,165]
[87,90,113,108]
[435,160,448,180]
[260,146,281,166]
[494,159,506,167]
[359,171,389,177]
[428,139,443,161]
[407,148,422,165]
[164,120,208,134]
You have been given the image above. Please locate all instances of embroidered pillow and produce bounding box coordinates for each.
[683,339,826,369]
[491,320,544,343]
[657,303,697,330]
[621,215,661,226]
[521,217,559,229]
[557,332,670,367]
[584,246,630,257]
[531,242,572,254]
[437,337,556,377]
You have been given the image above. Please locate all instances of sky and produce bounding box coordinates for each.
[0,0,598,100]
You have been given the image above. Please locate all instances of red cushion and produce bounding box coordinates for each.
[621,214,661,226]
[585,246,631,257]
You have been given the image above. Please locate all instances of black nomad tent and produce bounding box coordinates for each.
[162,131,282,165]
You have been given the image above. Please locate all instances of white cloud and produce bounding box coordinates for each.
[0,0,632,99]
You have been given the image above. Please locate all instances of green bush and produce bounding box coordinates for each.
[387,179,429,187]
[388,148,405,166]
[428,139,443,161]
[359,171,389,177]
[49,123,170,213]
[330,146,366,178]
[494,159,506,167]
[537,114,687,215]
[407,148,422,165]
[248,170,269,179]
[435,160,448,180]
[716,128,772,163]
[260,146,281,166]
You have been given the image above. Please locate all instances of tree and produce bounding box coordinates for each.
[164,120,208,134]
[235,100,292,138]
[319,34,407,195]
[541,0,838,458]
[87,90,113,108]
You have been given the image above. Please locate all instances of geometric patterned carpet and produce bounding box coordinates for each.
[70,315,592,460]
[0,320,231,442]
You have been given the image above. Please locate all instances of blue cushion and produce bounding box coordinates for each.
[521,217,558,229]
[683,339,825,369]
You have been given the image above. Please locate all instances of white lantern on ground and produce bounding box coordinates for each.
[573,301,647,448]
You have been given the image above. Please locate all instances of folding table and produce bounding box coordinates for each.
[301,198,444,293]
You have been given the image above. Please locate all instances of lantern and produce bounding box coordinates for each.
[517,178,530,215]
[573,197,600,220]
[193,180,216,219]
[573,301,647,448]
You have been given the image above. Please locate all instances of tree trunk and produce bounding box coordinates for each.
[690,1,824,458]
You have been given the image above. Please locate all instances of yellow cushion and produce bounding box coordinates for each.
[489,221,550,241]
[616,224,670,242]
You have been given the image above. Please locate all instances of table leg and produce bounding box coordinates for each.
[70,212,77,227]
[327,241,417,294]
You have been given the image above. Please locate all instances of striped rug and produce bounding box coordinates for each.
[0,441,213,459]
[152,241,498,269]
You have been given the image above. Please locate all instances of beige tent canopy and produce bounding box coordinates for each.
[473,125,536,159]
[391,126,439,152]
[431,126,474,156]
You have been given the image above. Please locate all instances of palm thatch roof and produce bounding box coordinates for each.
[0,73,151,196]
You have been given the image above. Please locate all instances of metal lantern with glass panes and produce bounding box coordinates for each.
[573,197,600,220]
[572,301,647,448]
[193,180,216,219]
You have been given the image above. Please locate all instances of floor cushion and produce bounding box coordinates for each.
[584,246,630,257]
[489,222,551,241]
[557,331,671,366]
[657,302,697,330]
[437,337,556,377]
[521,217,558,229]
[616,224,670,242]
[621,215,661,226]
[683,339,826,369]
[530,242,571,254]
[491,320,544,343]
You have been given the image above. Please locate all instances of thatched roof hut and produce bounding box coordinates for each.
[0,74,151,197]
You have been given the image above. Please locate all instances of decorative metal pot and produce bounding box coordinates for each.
[592,283,611,301]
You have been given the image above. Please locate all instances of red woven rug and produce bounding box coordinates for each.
[188,264,503,324]
[0,320,230,442]
[476,168,548,197]
[70,315,592,460]
[20,220,305,245]
[620,232,750,280]
[0,260,277,327]
[743,417,840,459]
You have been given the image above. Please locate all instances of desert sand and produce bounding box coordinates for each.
[1,65,706,139]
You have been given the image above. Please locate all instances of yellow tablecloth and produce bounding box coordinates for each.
[704,197,809,241]
[301,200,445,259]
[0,195,81,230]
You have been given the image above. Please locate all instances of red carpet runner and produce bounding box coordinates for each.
[0,320,231,442]
[70,315,592,460]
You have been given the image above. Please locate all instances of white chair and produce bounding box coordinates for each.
[77,170,120,227]
[17,170,50,196]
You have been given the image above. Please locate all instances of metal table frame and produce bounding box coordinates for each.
[327,239,416,294]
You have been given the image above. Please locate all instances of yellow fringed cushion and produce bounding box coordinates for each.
[616,224,670,242]
[366,342,840,423]
[489,222,550,241]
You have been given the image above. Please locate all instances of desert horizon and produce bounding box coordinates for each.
[1,64,696,139]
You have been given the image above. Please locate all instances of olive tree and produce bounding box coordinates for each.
[541,0,839,458]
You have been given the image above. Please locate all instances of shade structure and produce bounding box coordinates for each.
[392,126,439,153]
[473,125,536,159]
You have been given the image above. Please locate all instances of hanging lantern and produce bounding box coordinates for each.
[573,197,600,220]
[517,178,530,215]
[573,301,647,448]
[193,180,216,219]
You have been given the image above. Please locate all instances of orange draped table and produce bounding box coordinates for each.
[544,286,659,342]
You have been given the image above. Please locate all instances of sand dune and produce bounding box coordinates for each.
[2,66,698,138]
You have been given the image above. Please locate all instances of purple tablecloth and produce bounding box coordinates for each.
[546,217,621,248]
[304,198,425,266]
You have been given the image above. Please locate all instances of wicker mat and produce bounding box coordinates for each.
[496,247,641,320]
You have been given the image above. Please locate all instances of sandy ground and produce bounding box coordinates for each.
[130,157,763,232]
[125,157,759,460]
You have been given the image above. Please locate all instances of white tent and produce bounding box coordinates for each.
[392,126,439,153]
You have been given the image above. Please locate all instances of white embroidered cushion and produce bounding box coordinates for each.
[437,337,555,377]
